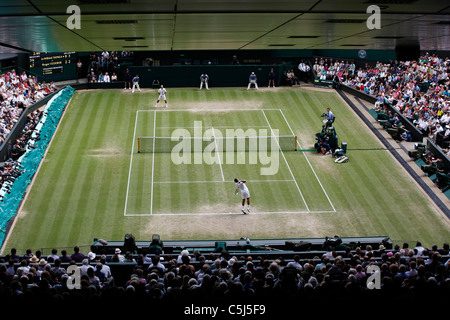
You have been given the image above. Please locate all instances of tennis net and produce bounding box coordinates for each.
[137,135,298,153]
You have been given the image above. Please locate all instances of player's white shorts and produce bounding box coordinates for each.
[158,94,166,100]
[241,190,250,199]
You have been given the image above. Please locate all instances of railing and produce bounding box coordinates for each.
[0,88,64,162]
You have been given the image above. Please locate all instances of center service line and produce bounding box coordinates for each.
[211,127,225,182]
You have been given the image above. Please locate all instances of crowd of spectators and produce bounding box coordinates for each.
[0,108,43,190]
[87,70,118,83]
[334,53,450,190]
[313,57,356,82]
[340,53,450,144]
[0,69,56,146]
[0,242,448,308]
[0,69,57,191]
[282,68,301,86]
[86,51,133,83]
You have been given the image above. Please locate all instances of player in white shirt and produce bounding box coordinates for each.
[155,85,168,108]
[234,178,250,214]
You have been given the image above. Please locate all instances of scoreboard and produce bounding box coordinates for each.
[29,52,77,81]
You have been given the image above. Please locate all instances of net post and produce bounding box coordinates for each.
[137,137,141,153]
[295,136,298,151]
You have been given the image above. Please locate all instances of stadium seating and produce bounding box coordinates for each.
[0,239,448,308]
[0,86,75,246]
[407,141,450,195]
[340,53,450,198]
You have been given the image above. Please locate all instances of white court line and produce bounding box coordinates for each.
[278,109,336,213]
[261,109,310,212]
[149,110,157,215]
[157,126,270,129]
[123,110,140,216]
[139,108,280,112]
[125,108,331,216]
[125,210,335,217]
[211,127,225,182]
[154,179,295,184]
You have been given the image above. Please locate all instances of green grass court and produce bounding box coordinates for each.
[4,87,450,252]
[126,108,334,216]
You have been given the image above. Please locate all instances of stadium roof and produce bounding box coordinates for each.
[0,0,449,53]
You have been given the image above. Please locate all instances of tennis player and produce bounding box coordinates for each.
[155,84,168,108]
[234,178,250,214]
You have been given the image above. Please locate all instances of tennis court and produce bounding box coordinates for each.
[5,87,448,251]
[124,108,335,216]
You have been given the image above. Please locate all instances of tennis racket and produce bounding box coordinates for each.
[235,188,239,196]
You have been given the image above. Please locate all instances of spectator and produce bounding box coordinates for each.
[87,251,97,262]
[94,263,107,284]
[50,259,66,280]
[70,246,85,263]
[22,249,34,261]
[8,248,20,262]
[86,267,101,289]
[114,248,125,262]
[177,249,190,264]
[287,69,300,85]
[79,258,94,276]
[282,70,292,86]
[87,70,97,83]
[103,72,110,83]
[148,255,165,275]
[416,115,429,136]
[401,130,412,142]
[440,110,450,125]
[101,50,110,69]
[430,123,444,140]
[124,252,136,263]
[59,249,72,263]
[6,260,15,276]
[99,255,112,280]
[16,259,30,276]
[47,249,59,262]
[414,242,426,256]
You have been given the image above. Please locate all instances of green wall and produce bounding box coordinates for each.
[127,63,294,88]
